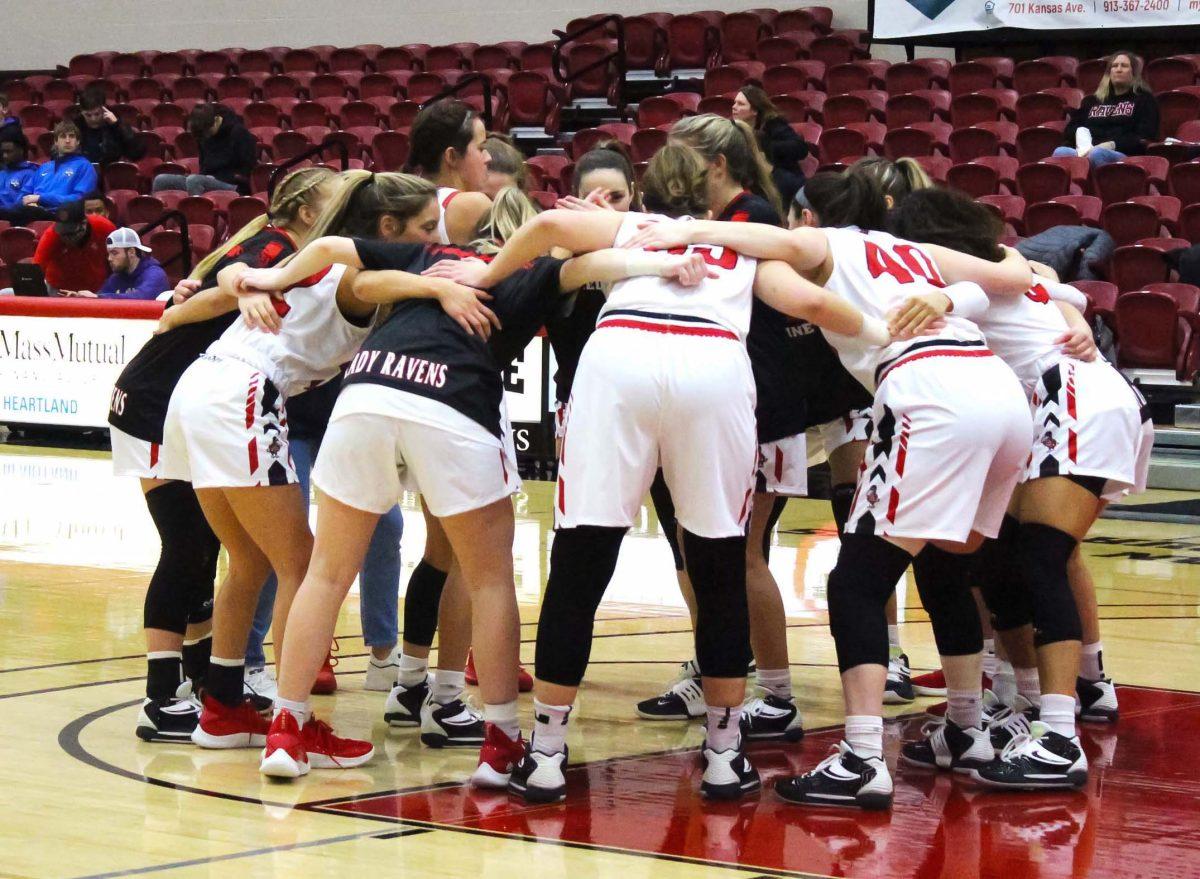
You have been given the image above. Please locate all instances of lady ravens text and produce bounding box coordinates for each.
[345,348,448,388]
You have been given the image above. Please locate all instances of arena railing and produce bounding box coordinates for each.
[552,14,627,112]
[422,73,496,130]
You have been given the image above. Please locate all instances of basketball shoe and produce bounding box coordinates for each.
[420,693,485,748]
[464,649,534,692]
[971,721,1088,790]
[899,719,993,773]
[1076,676,1119,723]
[383,675,430,727]
[508,742,569,803]
[471,723,526,790]
[135,696,201,743]
[636,660,705,720]
[191,695,270,748]
[884,653,914,703]
[259,709,374,778]
[740,690,804,742]
[775,742,893,810]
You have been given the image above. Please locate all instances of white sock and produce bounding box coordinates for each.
[992,660,1017,706]
[485,699,521,741]
[532,699,570,754]
[1040,693,1076,738]
[1080,642,1104,682]
[273,696,310,726]
[432,669,466,705]
[947,688,982,729]
[982,639,997,678]
[756,667,792,700]
[845,714,883,759]
[887,625,901,659]
[705,706,743,752]
[1015,666,1041,707]
[397,653,428,687]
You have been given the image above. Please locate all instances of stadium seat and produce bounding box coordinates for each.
[375,47,418,73]
[1014,59,1071,93]
[912,154,951,183]
[1071,279,1118,322]
[1114,290,1189,369]
[388,101,424,131]
[755,36,805,66]
[808,34,859,68]
[1145,282,1200,314]
[1120,155,1169,191]
[885,93,934,129]
[1135,237,1191,253]
[0,227,37,265]
[883,127,934,159]
[720,12,770,63]
[946,162,1000,198]
[1181,203,1200,243]
[636,96,688,129]
[1015,126,1064,164]
[329,47,371,74]
[1145,57,1198,93]
[1102,202,1161,247]
[1016,162,1071,202]
[1094,162,1150,205]
[1168,161,1200,206]
[976,87,1019,120]
[948,61,997,96]
[1015,92,1067,129]
[1130,195,1182,235]
[698,96,735,118]
[666,14,720,72]
[818,127,868,163]
[948,126,1000,162]
[949,93,1000,128]
[884,63,932,95]
[1050,194,1103,225]
[631,127,669,163]
[704,66,750,98]
[1159,92,1200,139]
[1110,245,1171,292]
[1023,200,1083,236]
[822,95,871,126]
[979,194,1026,233]
[825,62,877,94]
[1075,58,1108,94]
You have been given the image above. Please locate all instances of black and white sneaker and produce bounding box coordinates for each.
[899,719,993,773]
[420,694,485,748]
[508,743,568,803]
[884,653,914,704]
[988,694,1038,753]
[740,691,804,742]
[700,737,761,799]
[971,721,1088,790]
[383,676,431,727]
[243,666,276,713]
[636,662,705,721]
[774,742,893,810]
[1076,677,1119,723]
[135,696,201,742]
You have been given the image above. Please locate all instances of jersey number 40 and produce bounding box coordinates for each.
[865,241,945,287]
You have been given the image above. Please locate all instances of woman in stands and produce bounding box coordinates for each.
[888,187,1151,789]
[427,144,896,803]
[1054,50,1160,168]
[107,167,336,742]
[406,99,493,245]
[155,171,490,753]
[227,178,717,781]
[732,84,809,205]
[624,170,1035,810]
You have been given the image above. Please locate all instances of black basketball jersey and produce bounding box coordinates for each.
[545,284,606,407]
[342,240,565,438]
[107,227,298,443]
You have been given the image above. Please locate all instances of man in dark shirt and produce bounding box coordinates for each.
[151,104,257,196]
[74,86,147,166]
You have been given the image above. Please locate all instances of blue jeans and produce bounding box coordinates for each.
[1051,145,1126,168]
[244,436,403,667]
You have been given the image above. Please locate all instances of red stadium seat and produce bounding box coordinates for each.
[338,101,382,129]
[227,195,269,231]
[623,16,669,73]
[309,74,350,99]
[1094,162,1150,205]
[504,74,560,132]
[979,194,1026,234]
[1101,201,1161,247]
[1015,126,1064,164]
[949,93,1000,128]
[1145,57,1198,93]
[698,95,735,118]
[822,95,870,126]
[0,227,37,265]
[1131,195,1182,235]
[818,127,868,163]
[1024,200,1083,236]
[406,73,446,104]
[948,61,997,96]
[1071,279,1118,321]
[358,73,402,101]
[1182,203,1200,243]
[720,12,770,63]
[1145,282,1200,313]
[666,15,720,72]
[885,93,934,129]
[946,162,1001,198]
[976,87,1019,120]
[948,126,1000,162]
[1110,245,1171,292]
[755,36,805,67]
[884,62,932,96]
[631,127,669,163]
[825,62,877,94]
[1120,155,1169,190]
[125,195,167,225]
[636,96,687,129]
[1168,161,1200,206]
[808,34,859,68]
[1050,194,1103,225]
[883,127,934,159]
[912,154,951,183]
[1135,237,1191,253]
[329,48,371,74]
[1016,162,1072,202]
[1159,92,1200,139]
[473,45,518,73]
[1015,92,1066,129]
[376,47,418,73]
[425,46,466,72]
[1014,59,1072,93]
[1075,58,1108,95]
[1114,290,1187,368]
[388,101,423,131]
[704,65,750,98]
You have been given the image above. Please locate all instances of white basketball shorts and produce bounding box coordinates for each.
[159,354,298,489]
[110,426,163,480]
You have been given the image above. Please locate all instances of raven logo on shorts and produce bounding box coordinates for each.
[1041,432,1058,451]
[267,436,282,459]
[865,486,880,507]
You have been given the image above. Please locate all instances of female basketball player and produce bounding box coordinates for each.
[231,187,717,780]
[621,171,1036,809]
[406,99,492,246]
[108,167,336,742]
[424,145,896,802]
[160,172,497,752]
[887,187,1151,790]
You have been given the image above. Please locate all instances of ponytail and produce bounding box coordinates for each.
[670,114,783,220]
[642,143,709,219]
[303,169,436,242]
[470,186,539,255]
[804,171,888,231]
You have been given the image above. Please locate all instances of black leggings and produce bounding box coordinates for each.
[143,481,220,634]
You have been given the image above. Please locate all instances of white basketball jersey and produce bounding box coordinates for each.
[436,187,458,245]
[821,226,986,390]
[208,263,372,397]
[602,211,758,340]
[974,281,1072,393]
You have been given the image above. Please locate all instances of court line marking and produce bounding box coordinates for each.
[65,827,432,879]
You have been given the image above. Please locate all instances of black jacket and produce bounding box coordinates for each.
[73,117,146,165]
[1017,226,1115,282]
[1064,90,1160,156]
[759,115,809,206]
[198,107,258,191]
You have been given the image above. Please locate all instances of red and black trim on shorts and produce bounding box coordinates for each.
[874,338,991,386]
[597,309,739,341]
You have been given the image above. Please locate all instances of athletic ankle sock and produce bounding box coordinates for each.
[845,715,884,760]
[531,699,570,753]
[1080,642,1104,682]
[756,667,792,700]
[981,638,997,678]
[705,706,743,752]
[181,635,211,688]
[485,700,520,740]
[992,660,1017,706]
[146,651,184,701]
[682,658,701,678]
[887,625,902,660]
[273,696,310,726]
[947,688,983,729]
[432,669,466,705]
[1040,693,1076,738]
[1015,666,1041,707]
[207,656,246,706]
[397,653,429,687]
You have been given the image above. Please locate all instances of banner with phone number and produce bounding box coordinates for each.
[872,0,1199,39]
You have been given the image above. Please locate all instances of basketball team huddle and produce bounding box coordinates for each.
[108,98,1150,812]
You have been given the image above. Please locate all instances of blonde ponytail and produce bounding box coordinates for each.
[469,186,539,255]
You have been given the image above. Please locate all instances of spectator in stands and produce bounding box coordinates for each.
[0,93,20,141]
[0,132,37,213]
[733,85,809,206]
[0,121,98,224]
[73,86,146,166]
[78,227,168,300]
[1054,50,1160,167]
[32,199,116,296]
[83,190,111,219]
[151,104,256,195]
[481,134,528,198]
